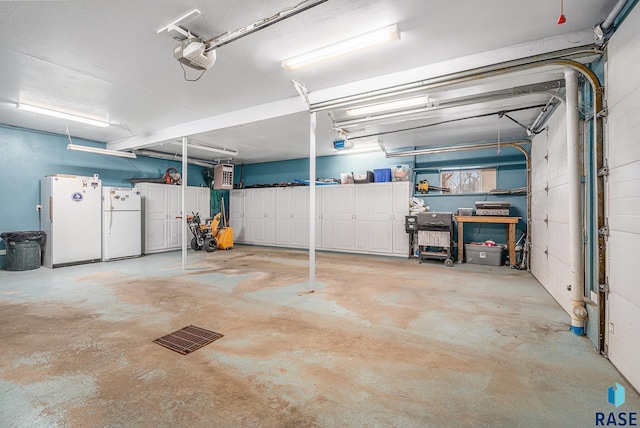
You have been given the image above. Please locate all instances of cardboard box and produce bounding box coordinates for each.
[464,243,504,266]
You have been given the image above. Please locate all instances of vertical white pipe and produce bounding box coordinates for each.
[182,136,188,270]
[309,112,316,291]
[565,70,586,335]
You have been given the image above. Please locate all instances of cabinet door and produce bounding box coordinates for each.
[392,181,411,255]
[185,187,199,218]
[246,188,276,244]
[144,184,168,253]
[354,185,369,252]
[320,186,335,249]
[292,186,310,247]
[167,186,183,248]
[199,187,211,220]
[314,187,322,248]
[368,183,394,253]
[333,185,354,250]
[276,187,294,246]
[264,188,277,244]
[229,190,245,242]
[244,189,261,243]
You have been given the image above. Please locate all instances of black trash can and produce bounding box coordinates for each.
[1,231,47,271]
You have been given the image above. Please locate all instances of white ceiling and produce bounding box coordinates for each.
[0,0,618,164]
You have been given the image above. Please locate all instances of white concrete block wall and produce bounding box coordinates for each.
[531,110,573,314]
[605,3,640,391]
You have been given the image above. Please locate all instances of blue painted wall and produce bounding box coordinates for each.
[413,145,528,245]
[0,125,208,269]
[235,151,409,186]
[234,144,529,254]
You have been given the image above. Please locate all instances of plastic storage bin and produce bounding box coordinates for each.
[340,172,354,184]
[352,171,374,183]
[1,231,46,271]
[464,243,504,266]
[390,164,411,181]
[373,168,392,182]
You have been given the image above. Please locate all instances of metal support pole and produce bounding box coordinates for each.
[182,136,188,270]
[309,112,316,291]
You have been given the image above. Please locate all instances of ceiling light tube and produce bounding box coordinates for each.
[187,143,238,157]
[336,146,381,155]
[135,149,218,168]
[18,103,110,128]
[281,24,399,71]
[346,96,432,117]
[68,144,136,159]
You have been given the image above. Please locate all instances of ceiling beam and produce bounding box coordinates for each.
[107,96,307,151]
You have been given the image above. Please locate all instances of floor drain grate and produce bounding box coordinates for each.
[153,325,224,355]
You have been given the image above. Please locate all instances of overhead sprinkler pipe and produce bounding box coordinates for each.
[565,70,587,335]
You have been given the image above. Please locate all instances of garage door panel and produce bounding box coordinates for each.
[531,217,547,239]
[609,231,640,307]
[607,292,640,391]
[609,212,640,235]
[547,221,570,265]
[530,191,548,219]
[607,5,640,105]
[530,244,549,288]
[606,3,640,392]
[608,161,640,187]
[547,185,569,224]
[547,254,572,313]
[608,88,640,139]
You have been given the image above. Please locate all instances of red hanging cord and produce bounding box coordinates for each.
[558,0,566,24]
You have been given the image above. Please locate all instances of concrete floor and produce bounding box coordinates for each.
[0,246,638,427]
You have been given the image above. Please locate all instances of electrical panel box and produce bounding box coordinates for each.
[213,164,234,190]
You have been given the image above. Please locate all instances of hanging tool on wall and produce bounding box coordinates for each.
[416,180,450,194]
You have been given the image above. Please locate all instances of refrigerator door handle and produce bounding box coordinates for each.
[49,196,53,221]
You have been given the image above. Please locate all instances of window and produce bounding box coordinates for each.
[440,168,496,194]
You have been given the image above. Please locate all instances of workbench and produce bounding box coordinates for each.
[455,216,521,267]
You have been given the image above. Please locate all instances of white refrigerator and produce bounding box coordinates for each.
[102,187,142,261]
[41,175,102,268]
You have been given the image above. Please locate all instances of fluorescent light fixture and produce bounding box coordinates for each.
[336,146,381,155]
[136,149,217,168]
[281,24,399,71]
[68,144,136,159]
[187,142,238,157]
[335,138,381,155]
[346,96,430,117]
[18,103,109,128]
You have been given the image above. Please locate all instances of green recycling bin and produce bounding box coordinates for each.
[1,231,46,271]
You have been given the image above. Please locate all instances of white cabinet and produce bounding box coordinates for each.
[367,182,394,254]
[276,187,310,248]
[333,185,355,250]
[244,188,276,244]
[229,189,245,242]
[229,182,410,257]
[319,185,335,250]
[391,181,411,255]
[138,183,210,254]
